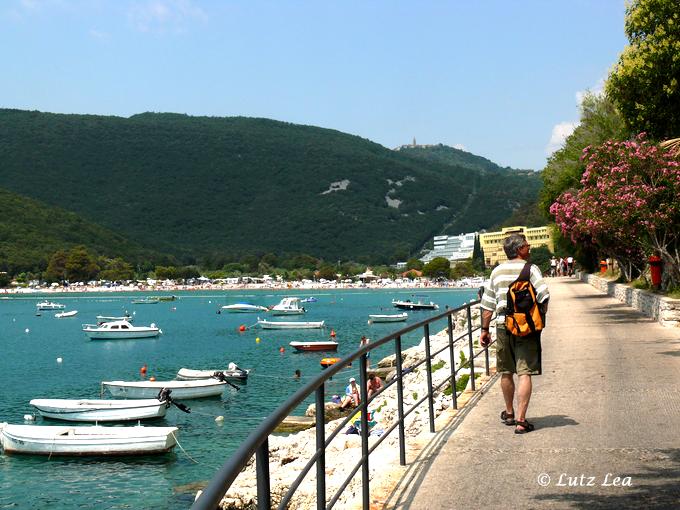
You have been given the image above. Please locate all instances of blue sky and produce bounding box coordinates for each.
[1,0,627,170]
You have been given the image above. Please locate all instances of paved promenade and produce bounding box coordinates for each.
[387,277,680,509]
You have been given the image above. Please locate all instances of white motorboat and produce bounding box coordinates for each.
[392,299,439,310]
[36,301,65,310]
[82,320,160,339]
[221,303,268,313]
[257,318,325,329]
[176,362,249,382]
[29,398,169,422]
[102,379,226,399]
[0,423,178,456]
[96,315,134,322]
[270,297,306,315]
[368,312,408,323]
[55,310,78,318]
[289,340,338,352]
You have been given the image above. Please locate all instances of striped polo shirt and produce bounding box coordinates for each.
[480,260,550,324]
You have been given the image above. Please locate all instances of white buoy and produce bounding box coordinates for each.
[215,415,224,423]
[208,300,212,304]
[56,357,63,363]
[23,414,35,421]
[25,328,29,333]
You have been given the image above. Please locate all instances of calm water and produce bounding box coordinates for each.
[0,288,476,509]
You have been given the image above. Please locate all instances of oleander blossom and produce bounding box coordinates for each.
[550,134,680,287]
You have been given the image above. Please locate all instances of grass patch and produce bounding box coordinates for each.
[630,277,651,290]
[431,360,446,372]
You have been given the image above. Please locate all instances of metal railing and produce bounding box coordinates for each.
[192,299,491,510]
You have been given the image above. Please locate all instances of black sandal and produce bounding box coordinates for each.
[514,420,535,434]
[500,410,515,426]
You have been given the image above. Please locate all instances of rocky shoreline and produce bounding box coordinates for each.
[196,306,497,509]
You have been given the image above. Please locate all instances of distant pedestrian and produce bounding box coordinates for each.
[567,256,574,276]
[479,234,550,434]
[549,256,557,277]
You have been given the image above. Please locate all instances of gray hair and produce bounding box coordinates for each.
[503,234,527,259]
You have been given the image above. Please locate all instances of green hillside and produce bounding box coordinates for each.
[0,109,542,264]
[0,187,169,274]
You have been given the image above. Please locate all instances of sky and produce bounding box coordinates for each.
[1,0,628,170]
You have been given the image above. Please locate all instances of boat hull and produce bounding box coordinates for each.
[84,329,160,339]
[176,368,248,381]
[392,300,439,310]
[102,380,226,399]
[290,341,338,352]
[0,424,177,456]
[29,399,168,422]
[221,304,268,313]
[55,310,78,318]
[258,319,324,329]
[369,313,408,323]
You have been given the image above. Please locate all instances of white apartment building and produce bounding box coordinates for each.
[420,232,477,264]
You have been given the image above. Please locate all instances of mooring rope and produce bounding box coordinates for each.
[171,431,199,464]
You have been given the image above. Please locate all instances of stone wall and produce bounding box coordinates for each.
[578,272,680,327]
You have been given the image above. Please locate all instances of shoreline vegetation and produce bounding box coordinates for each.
[194,307,497,509]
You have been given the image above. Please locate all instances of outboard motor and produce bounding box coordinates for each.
[157,387,191,414]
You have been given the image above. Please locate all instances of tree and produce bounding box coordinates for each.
[99,257,134,281]
[406,258,424,270]
[528,245,553,274]
[450,260,476,280]
[606,0,680,139]
[422,257,451,279]
[64,245,100,282]
[45,249,68,282]
[317,264,337,281]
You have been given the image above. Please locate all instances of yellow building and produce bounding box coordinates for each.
[479,226,553,267]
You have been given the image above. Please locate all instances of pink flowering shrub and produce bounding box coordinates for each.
[550,134,680,286]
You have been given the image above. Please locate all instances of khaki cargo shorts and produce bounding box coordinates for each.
[496,325,542,376]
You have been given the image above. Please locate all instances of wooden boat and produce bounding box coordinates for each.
[270,297,306,315]
[29,398,169,422]
[131,297,159,305]
[176,363,249,382]
[0,423,178,456]
[290,341,338,352]
[102,379,226,399]
[221,303,268,313]
[36,301,65,310]
[82,320,160,339]
[368,312,408,323]
[320,357,341,367]
[55,310,78,318]
[391,299,439,310]
[257,318,324,329]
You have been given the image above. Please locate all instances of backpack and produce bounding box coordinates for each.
[505,262,544,337]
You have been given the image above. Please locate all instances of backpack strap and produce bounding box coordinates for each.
[518,262,532,282]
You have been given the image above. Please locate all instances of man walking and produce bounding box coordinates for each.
[479,234,549,434]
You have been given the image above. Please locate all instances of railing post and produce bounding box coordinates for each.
[359,354,370,510]
[256,438,271,510]
[480,304,490,376]
[315,384,326,510]
[423,323,435,433]
[447,313,458,409]
[466,305,476,391]
[394,335,406,466]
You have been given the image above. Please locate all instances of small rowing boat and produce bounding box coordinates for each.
[257,318,325,329]
[55,310,78,318]
[289,340,338,352]
[29,398,169,422]
[102,379,226,399]
[368,312,408,323]
[391,299,439,310]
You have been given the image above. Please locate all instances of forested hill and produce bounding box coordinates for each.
[0,187,169,274]
[0,109,541,264]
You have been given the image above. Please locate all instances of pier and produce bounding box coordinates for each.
[385,277,680,508]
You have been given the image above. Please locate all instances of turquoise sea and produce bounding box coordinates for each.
[0,288,477,509]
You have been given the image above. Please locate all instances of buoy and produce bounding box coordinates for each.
[330,329,336,338]
[239,325,246,332]
[56,357,63,363]
[149,376,156,381]
[23,414,35,421]
[25,328,29,333]
[279,346,285,353]
[215,415,224,422]
[256,338,261,344]
[320,357,341,367]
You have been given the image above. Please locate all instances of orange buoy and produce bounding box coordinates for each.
[149,376,156,381]
[320,357,341,368]
[279,347,285,353]
[330,329,336,338]
[239,325,246,332]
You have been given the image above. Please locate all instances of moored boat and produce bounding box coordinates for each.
[82,320,160,339]
[55,310,78,318]
[96,315,134,323]
[221,303,269,313]
[368,312,408,323]
[391,299,439,310]
[176,363,249,382]
[102,379,226,399]
[320,357,341,367]
[0,423,178,456]
[29,398,169,422]
[289,340,338,352]
[131,297,160,305]
[36,301,65,310]
[257,318,325,329]
[270,297,306,315]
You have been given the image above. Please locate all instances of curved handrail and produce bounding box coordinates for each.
[192,299,488,510]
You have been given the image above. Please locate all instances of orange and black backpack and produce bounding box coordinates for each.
[505,262,544,337]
